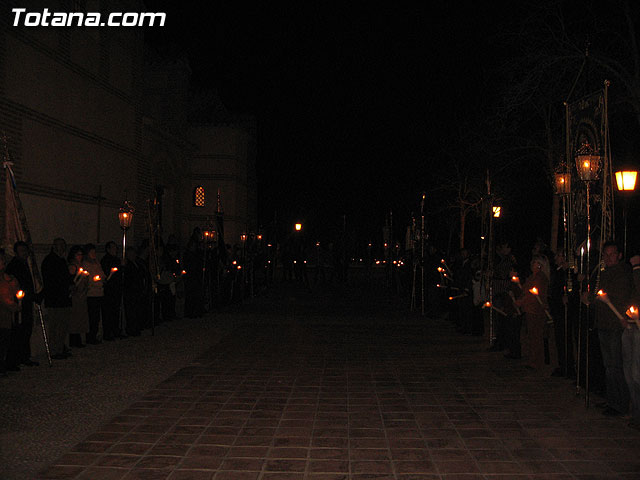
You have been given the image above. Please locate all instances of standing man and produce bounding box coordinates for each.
[41,238,72,359]
[490,241,516,352]
[583,241,633,416]
[624,254,640,430]
[101,241,123,340]
[6,241,40,367]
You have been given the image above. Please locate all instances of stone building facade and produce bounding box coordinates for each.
[0,0,256,255]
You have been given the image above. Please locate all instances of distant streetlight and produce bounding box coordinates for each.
[295,223,302,232]
[615,168,638,258]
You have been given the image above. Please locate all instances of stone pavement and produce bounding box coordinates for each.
[6,283,640,480]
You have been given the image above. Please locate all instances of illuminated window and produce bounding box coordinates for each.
[194,186,205,207]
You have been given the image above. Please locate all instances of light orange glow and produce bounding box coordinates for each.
[295,223,302,231]
[615,171,638,191]
[78,268,84,273]
[484,302,491,308]
[232,260,237,265]
[437,267,444,272]
[597,290,605,296]
[511,276,519,282]
[176,259,180,264]
[111,267,118,273]
[441,259,445,264]
[181,270,186,275]
[448,296,454,301]
[583,161,590,168]
[492,206,501,218]
[529,287,538,295]
[257,235,262,240]
[83,270,90,276]
[631,306,638,314]
[237,265,242,270]
[93,275,101,282]
[16,290,25,300]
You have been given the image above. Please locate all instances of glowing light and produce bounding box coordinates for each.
[93,275,101,282]
[111,267,118,273]
[484,301,491,308]
[448,296,454,301]
[615,171,638,191]
[181,270,186,275]
[529,287,538,295]
[492,206,501,218]
[437,267,444,272]
[295,223,302,231]
[597,290,605,296]
[16,290,25,300]
[511,276,519,283]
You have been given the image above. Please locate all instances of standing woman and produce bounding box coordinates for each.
[68,246,89,348]
[82,244,106,344]
[516,254,551,371]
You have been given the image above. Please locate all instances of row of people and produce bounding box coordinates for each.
[445,239,640,430]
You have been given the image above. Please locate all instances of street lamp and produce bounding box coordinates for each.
[492,206,501,218]
[118,200,134,261]
[574,142,601,407]
[615,168,638,258]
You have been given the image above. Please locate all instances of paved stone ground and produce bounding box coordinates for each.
[5,282,640,480]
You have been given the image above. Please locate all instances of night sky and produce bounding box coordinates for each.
[143,2,640,257]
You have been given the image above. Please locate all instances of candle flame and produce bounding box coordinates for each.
[631,306,637,314]
[511,276,519,282]
[83,270,90,276]
[441,259,445,264]
[484,301,491,308]
[111,267,118,272]
[597,290,604,296]
[93,275,101,282]
[16,290,25,299]
[448,296,453,300]
[437,267,444,272]
[529,287,538,295]
[181,270,186,275]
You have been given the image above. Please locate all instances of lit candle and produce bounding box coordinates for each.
[93,275,101,282]
[16,290,24,324]
[580,247,584,275]
[107,266,118,281]
[596,290,625,321]
[529,287,553,321]
[625,306,639,328]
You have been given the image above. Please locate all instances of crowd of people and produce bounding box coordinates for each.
[440,238,640,431]
[0,228,266,378]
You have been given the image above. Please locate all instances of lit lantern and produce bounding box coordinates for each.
[575,142,601,181]
[118,201,134,229]
[492,206,501,218]
[554,172,572,195]
[615,170,638,192]
[295,223,302,232]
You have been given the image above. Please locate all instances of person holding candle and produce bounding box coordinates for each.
[41,238,73,360]
[5,241,40,368]
[515,254,550,371]
[68,246,89,348]
[100,241,123,341]
[82,244,106,344]
[623,253,640,429]
[0,251,21,376]
[582,241,633,416]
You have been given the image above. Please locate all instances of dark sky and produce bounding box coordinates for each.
[143,2,528,245]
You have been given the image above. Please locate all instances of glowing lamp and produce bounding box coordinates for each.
[240,234,247,242]
[575,142,601,181]
[492,206,501,218]
[615,170,638,191]
[295,223,302,232]
[93,275,101,282]
[554,172,572,195]
[118,201,134,229]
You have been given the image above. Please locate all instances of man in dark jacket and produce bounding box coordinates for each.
[6,241,39,367]
[41,238,72,359]
[583,241,633,416]
[101,241,123,340]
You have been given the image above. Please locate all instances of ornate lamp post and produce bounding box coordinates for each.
[614,169,638,258]
[575,141,601,407]
[554,170,572,378]
[118,201,134,261]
